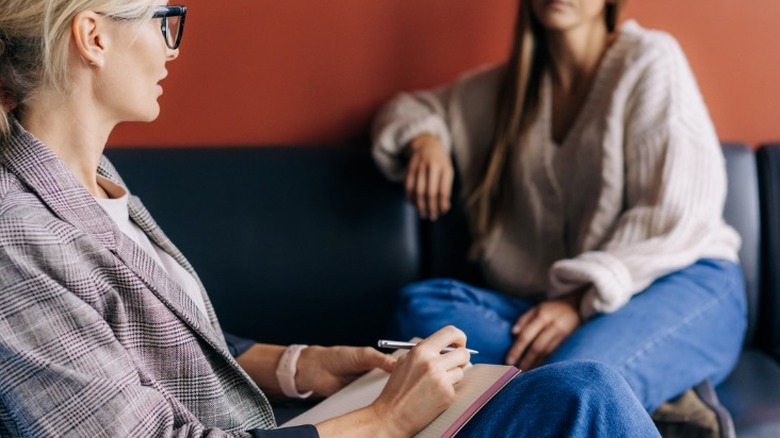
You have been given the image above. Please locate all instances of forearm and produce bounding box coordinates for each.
[316,405,400,438]
[236,343,287,396]
[372,91,452,182]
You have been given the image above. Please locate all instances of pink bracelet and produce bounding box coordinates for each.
[275,344,313,399]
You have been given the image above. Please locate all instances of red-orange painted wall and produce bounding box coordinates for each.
[109,0,780,148]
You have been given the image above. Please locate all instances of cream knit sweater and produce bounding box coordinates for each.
[372,21,740,318]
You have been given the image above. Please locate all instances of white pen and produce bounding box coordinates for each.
[377,339,479,355]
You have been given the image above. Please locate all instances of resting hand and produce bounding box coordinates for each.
[505,293,583,370]
[296,345,396,396]
[405,134,454,220]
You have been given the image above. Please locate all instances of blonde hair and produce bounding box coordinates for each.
[464,0,627,256]
[0,0,157,137]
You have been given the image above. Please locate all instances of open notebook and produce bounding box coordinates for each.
[282,352,520,437]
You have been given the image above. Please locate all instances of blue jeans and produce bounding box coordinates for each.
[460,361,660,437]
[391,259,747,411]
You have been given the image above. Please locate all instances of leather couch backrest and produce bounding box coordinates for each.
[722,144,762,346]
[106,146,420,347]
[756,145,780,359]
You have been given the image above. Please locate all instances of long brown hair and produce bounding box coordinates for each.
[464,0,625,256]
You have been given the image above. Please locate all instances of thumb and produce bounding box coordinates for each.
[365,349,397,373]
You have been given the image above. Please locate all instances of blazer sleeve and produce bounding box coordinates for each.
[251,425,319,438]
[0,215,258,438]
[225,332,257,358]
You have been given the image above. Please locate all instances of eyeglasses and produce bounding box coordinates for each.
[153,5,186,50]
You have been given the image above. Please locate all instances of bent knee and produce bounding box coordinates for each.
[398,278,473,304]
[534,360,628,394]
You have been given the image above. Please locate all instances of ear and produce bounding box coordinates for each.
[71,11,108,68]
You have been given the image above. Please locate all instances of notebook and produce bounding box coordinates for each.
[282,355,520,437]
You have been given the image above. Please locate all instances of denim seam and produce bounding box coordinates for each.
[618,264,741,373]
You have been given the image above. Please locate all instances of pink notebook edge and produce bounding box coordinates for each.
[440,366,521,437]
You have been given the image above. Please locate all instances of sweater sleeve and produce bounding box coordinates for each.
[371,65,503,182]
[548,32,741,319]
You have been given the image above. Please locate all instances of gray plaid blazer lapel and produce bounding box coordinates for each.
[97,156,230,351]
[2,122,117,249]
[5,121,232,360]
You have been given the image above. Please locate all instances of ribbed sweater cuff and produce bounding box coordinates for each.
[550,252,633,319]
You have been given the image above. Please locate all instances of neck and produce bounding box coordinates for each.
[21,90,116,199]
[546,23,612,91]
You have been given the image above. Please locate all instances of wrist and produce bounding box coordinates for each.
[560,287,588,321]
[409,133,439,153]
[368,401,408,438]
[275,344,313,399]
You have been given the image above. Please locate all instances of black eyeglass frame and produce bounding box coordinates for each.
[152,5,187,50]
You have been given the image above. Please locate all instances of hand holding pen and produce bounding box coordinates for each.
[378,339,479,355]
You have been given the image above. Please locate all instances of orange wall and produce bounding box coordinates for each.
[109,0,780,148]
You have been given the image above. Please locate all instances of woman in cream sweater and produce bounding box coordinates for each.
[373,0,746,412]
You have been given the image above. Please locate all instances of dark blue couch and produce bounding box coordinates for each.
[105,143,780,437]
[714,144,780,437]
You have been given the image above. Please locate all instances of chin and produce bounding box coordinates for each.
[139,105,161,123]
[121,103,161,123]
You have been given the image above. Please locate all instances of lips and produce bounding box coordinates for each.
[157,71,167,94]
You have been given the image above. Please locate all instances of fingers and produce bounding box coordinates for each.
[427,162,455,220]
[361,347,397,373]
[505,309,543,365]
[405,153,420,205]
[506,300,582,368]
[370,326,474,434]
[445,362,466,386]
[411,161,453,220]
[439,165,454,215]
[411,325,470,369]
[518,324,560,370]
[404,135,454,221]
[512,308,535,336]
[426,164,442,219]
[415,164,430,219]
[420,325,468,354]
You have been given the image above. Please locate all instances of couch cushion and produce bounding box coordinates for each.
[717,349,780,437]
[106,146,419,347]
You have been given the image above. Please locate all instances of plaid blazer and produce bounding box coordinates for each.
[0,122,277,437]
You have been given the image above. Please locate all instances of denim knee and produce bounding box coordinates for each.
[399,278,459,298]
[465,361,657,437]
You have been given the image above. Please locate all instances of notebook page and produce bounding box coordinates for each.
[415,365,519,438]
[281,367,390,427]
[283,362,519,434]
[283,343,412,427]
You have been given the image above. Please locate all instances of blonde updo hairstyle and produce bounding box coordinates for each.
[0,0,157,137]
